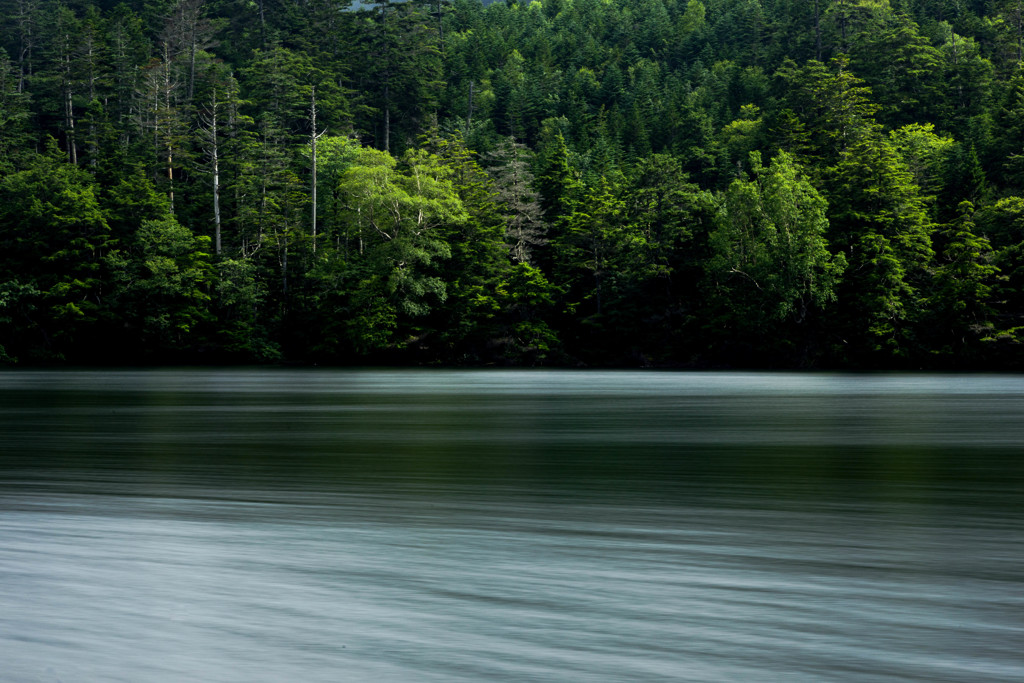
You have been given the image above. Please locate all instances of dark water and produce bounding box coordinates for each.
[1,370,1023,682]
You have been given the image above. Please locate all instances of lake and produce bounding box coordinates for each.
[1,369,1023,681]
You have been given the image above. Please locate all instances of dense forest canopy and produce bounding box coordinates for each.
[1,0,1023,367]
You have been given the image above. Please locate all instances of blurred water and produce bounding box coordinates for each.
[1,369,1023,682]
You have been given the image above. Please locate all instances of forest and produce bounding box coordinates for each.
[1,0,1023,368]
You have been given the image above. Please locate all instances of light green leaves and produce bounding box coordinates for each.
[708,151,845,325]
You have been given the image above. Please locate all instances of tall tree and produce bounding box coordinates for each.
[357,0,442,153]
[106,5,149,162]
[848,9,944,128]
[197,84,224,254]
[486,136,547,265]
[162,0,219,106]
[773,56,880,167]
[319,145,466,355]
[924,201,1002,363]
[42,4,82,164]
[104,216,212,359]
[0,48,31,170]
[2,0,41,92]
[0,142,112,360]
[706,151,845,352]
[557,174,626,324]
[140,43,189,211]
[827,132,935,361]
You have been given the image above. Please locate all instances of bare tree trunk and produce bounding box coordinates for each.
[434,0,444,51]
[57,17,77,165]
[167,148,174,212]
[85,32,98,166]
[189,39,197,102]
[384,98,390,154]
[164,47,174,213]
[358,208,364,255]
[65,85,77,165]
[14,0,37,94]
[257,0,267,48]
[213,154,221,255]
[207,90,222,255]
[837,0,849,53]
[282,231,288,295]
[310,86,325,254]
[813,0,822,61]
[153,86,159,169]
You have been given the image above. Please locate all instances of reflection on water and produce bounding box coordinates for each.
[1,370,1023,682]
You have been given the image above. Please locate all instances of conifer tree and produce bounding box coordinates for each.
[0,48,31,170]
[925,201,1001,362]
[828,132,934,361]
[486,136,546,265]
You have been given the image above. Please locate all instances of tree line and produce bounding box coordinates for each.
[1,0,1023,368]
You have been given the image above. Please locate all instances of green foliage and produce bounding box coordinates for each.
[847,9,944,127]
[0,0,1021,368]
[105,217,213,356]
[0,145,111,360]
[924,202,1001,362]
[211,257,280,361]
[0,280,40,363]
[561,176,625,306]
[0,48,30,171]
[827,131,935,360]
[976,195,1024,248]
[493,262,561,364]
[773,56,880,165]
[888,123,955,207]
[707,151,845,355]
[306,143,466,357]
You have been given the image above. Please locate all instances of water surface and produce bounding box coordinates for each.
[1,370,1022,681]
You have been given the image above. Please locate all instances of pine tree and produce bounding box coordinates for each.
[0,48,31,171]
[926,202,1000,359]
[486,136,546,265]
[827,132,935,361]
[357,0,443,154]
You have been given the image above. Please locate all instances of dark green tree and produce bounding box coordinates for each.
[924,201,1002,364]
[0,143,112,360]
[104,217,213,358]
[0,48,31,171]
[827,132,935,362]
[356,0,443,153]
[706,151,845,361]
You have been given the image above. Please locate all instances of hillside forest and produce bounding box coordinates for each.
[2,0,1024,367]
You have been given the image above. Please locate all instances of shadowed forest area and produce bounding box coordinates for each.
[1,0,1023,368]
